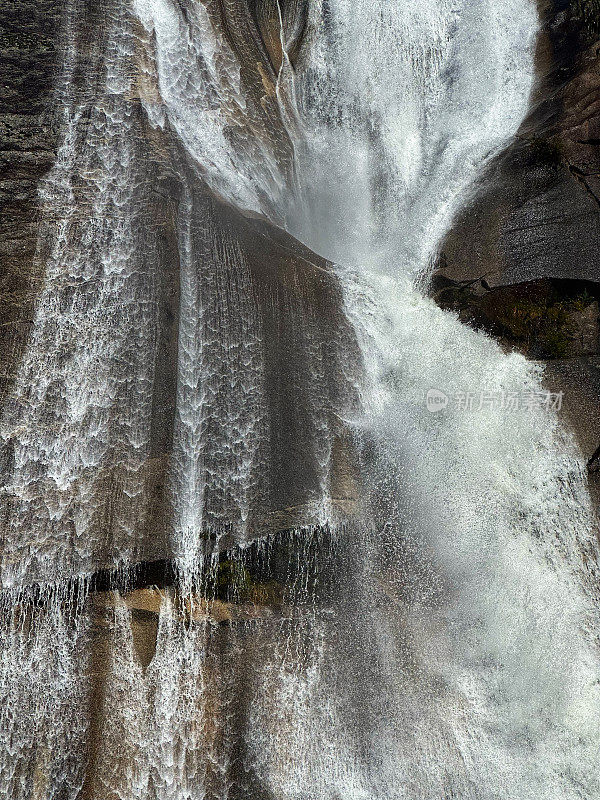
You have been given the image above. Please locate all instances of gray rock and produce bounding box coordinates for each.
[434,1,600,486]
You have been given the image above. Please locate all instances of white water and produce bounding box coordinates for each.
[249,0,600,796]
[1,0,599,797]
[134,0,292,214]
[0,0,162,586]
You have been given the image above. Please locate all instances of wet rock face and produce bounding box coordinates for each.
[0,0,64,402]
[433,277,600,360]
[436,0,600,289]
[0,526,351,800]
[214,0,309,189]
[0,0,362,587]
[247,0,309,70]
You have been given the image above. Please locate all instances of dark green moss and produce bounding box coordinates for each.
[495,290,595,358]
[435,280,597,360]
[214,558,285,606]
[216,559,251,600]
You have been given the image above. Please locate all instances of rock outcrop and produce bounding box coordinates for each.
[436,0,600,289]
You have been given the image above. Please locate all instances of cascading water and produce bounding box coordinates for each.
[0,0,165,586]
[273,2,600,795]
[1,0,599,798]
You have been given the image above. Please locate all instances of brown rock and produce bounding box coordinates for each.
[0,0,362,584]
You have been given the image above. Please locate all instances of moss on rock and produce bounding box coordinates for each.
[433,278,599,360]
[213,558,285,607]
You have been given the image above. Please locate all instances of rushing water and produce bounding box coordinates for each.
[1,0,599,797]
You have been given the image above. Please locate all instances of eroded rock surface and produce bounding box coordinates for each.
[0,0,64,402]
[0,0,361,587]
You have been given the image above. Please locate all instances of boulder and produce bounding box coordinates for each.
[435,1,600,289]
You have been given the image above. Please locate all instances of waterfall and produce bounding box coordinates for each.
[0,0,164,586]
[1,0,599,797]
[275,1,600,795]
